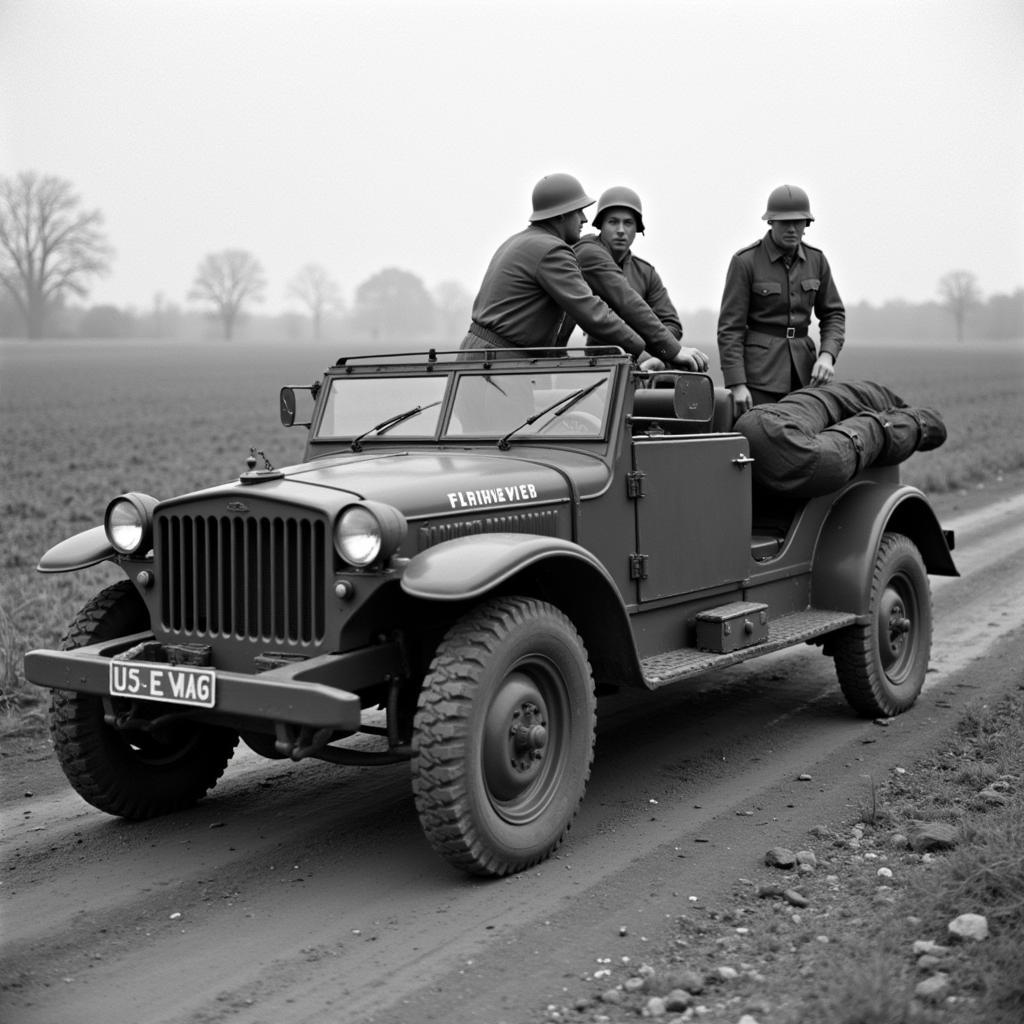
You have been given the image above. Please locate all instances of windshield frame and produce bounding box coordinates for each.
[307,349,630,450]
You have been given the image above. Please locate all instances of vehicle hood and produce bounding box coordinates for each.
[175,449,612,520]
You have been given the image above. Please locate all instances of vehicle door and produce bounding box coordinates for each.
[631,434,752,602]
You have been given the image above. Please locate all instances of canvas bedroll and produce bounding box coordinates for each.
[735,380,946,498]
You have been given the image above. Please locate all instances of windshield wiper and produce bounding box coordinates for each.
[497,379,607,451]
[350,402,440,451]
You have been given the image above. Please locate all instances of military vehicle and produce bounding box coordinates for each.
[25,347,957,876]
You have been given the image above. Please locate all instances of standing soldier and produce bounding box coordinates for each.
[462,173,700,369]
[561,186,708,372]
[717,185,845,415]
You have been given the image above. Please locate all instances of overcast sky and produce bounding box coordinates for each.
[3,0,1022,317]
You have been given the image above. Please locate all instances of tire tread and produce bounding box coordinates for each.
[412,597,595,877]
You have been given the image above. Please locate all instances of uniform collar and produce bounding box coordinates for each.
[531,221,566,242]
[763,230,805,264]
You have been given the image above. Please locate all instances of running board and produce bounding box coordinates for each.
[639,609,858,689]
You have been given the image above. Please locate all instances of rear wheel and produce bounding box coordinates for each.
[412,596,596,877]
[50,580,238,819]
[832,532,932,717]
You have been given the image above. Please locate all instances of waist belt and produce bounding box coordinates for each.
[748,321,808,339]
[468,322,514,348]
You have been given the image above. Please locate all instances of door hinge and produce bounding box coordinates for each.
[629,553,649,580]
[626,470,646,499]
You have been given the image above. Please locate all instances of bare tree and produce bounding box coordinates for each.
[938,270,981,343]
[352,267,435,341]
[189,250,266,340]
[287,263,343,340]
[0,171,113,338]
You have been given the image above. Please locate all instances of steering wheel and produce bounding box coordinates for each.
[538,410,602,435]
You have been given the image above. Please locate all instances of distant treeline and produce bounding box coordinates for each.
[679,291,1024,345]
[1,284,1021,345]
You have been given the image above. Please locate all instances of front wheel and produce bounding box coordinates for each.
[50,580,238,819]
[832,532,932,717]
[412,596,596,877]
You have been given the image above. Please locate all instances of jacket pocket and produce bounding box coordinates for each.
[752,281,782,297]
[801,278,820,293]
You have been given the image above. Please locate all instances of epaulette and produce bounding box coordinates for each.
[734,238,762,257]
[629,253,655,272]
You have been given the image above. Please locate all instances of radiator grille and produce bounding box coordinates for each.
[157,512,327,644]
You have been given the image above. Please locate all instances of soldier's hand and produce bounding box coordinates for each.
[730,384,753,416]
[639,355,666,372]
[671,347,710,372]
[810,354,835,386]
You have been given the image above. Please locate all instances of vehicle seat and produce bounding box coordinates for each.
[632,389,709,434]
[712,388,734,432]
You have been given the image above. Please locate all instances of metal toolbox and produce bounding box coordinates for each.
[695,601,769,654]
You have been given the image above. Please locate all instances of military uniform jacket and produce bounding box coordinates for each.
[717,232,845,391]
[562,235,682,362]
[468,223,646,356]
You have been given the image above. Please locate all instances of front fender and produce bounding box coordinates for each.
[38,526,116,574]
[401,533,616,601]
[401,532,643,687]
[811,482,958,615]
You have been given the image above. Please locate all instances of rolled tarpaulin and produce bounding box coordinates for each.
[735,381,946,498]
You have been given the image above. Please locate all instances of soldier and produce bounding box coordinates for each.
[462,173,701,370]
[561,186,708,372]
[717,184,845,415]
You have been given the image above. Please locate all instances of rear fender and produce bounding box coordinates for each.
[38,526,116,574]
[402,534,642,686]
[811,484,958,615]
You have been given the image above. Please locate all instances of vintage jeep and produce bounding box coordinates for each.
[25,347,957,877]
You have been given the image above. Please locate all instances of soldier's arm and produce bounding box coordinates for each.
[535,247,646,357]
[814,255,845,363]
[717,255,750,388]
[643,266,683,340]
[573,243,682,362]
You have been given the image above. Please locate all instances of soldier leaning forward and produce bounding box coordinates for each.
[462,173,656,361]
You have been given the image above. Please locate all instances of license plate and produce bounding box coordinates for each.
[109,661,216,708]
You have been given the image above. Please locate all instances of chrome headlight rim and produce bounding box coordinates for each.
[104,492,158,556]
[334,501,407,568]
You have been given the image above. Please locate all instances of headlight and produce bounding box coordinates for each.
[104,492,158,555]
[334,502,407,568]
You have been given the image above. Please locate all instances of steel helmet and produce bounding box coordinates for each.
[762,184,815,222]
[594,186,645,233]
[529,173,595,222]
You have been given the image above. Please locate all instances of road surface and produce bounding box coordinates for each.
[2,490,1022,1024]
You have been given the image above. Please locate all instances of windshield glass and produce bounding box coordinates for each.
[318,375,448,439]
[448,369,611,438]
[314,368,614,442]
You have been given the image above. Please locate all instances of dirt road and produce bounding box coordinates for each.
[3,491,1022,1024]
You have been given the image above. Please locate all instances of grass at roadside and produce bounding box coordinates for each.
[552,689,1024,1024]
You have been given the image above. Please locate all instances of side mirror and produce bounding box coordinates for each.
[279,387,297,427]
[279,386,316,428]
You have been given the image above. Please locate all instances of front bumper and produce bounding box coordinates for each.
[24,633,406,732]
